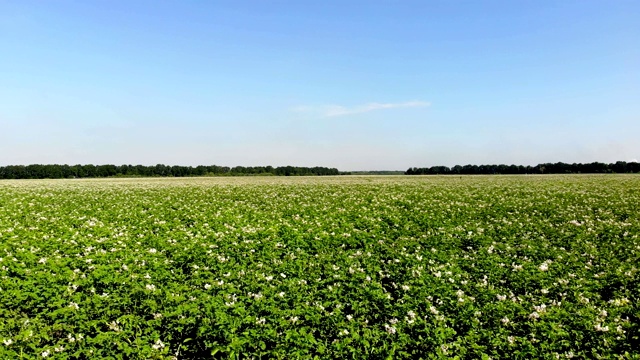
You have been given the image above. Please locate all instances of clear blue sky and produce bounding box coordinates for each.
[1,1,638,170]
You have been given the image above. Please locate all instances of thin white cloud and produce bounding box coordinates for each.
[324,101,430,117]
[290,101,430,118]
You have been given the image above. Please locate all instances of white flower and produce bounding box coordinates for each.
[594,323,609,332]
[339,329,349,336]
[501,317,510,325]
[54,346,64,352]
[108,321,121,332]
[539,263,549,271]
[38,258,47,264]
[41,350,50,357]
[496,294,507,301]
[402,285,410,291]
[346,315,353,321]
[280,273,287,278]
[256,317,266,325]
[151,339,165,350]
[69,302,79,310]
[204,283,211,290]
[406,311,417,324]
[148,248,157,254]
[534,304,547,313]
[384,324,396,334]
[289,316,299,323]
[389,318,398,325]
[278,292,285,297]
[609,298,629,306]
[144,273,151,279]
[153,313,163,319]
[429,306,439,315]
[529,311,540,320]
[2,339,13,346]
[146,284,156,291]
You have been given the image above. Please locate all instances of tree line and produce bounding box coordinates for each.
[0,164,342,179]
[405,161,640,175]
[2,161,638,179]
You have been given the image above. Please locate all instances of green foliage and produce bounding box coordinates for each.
[0,164,342,179]
[0,175,638,359]
[406,161,640,174]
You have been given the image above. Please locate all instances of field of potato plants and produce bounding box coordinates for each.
[0,175,638,359]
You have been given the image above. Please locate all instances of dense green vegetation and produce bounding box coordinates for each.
[406,161,640,175]
[0,176,638,359]
[0,164,341,179]
[1,161,638,179]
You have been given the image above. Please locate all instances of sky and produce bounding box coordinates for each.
[1,1,638,171]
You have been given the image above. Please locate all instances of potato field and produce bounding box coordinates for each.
[0,175,638,359]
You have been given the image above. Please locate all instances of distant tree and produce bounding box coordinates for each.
[404,161,640,175]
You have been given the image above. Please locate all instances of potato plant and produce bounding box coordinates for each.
[0,175,638,359]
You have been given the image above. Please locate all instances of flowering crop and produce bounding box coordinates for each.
[0,175,638,359]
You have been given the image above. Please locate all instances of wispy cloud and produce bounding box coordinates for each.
[291,101,430,118]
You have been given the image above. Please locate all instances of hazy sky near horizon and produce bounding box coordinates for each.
[1,1,638,170]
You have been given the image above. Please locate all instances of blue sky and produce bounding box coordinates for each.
[1,1,638,170]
